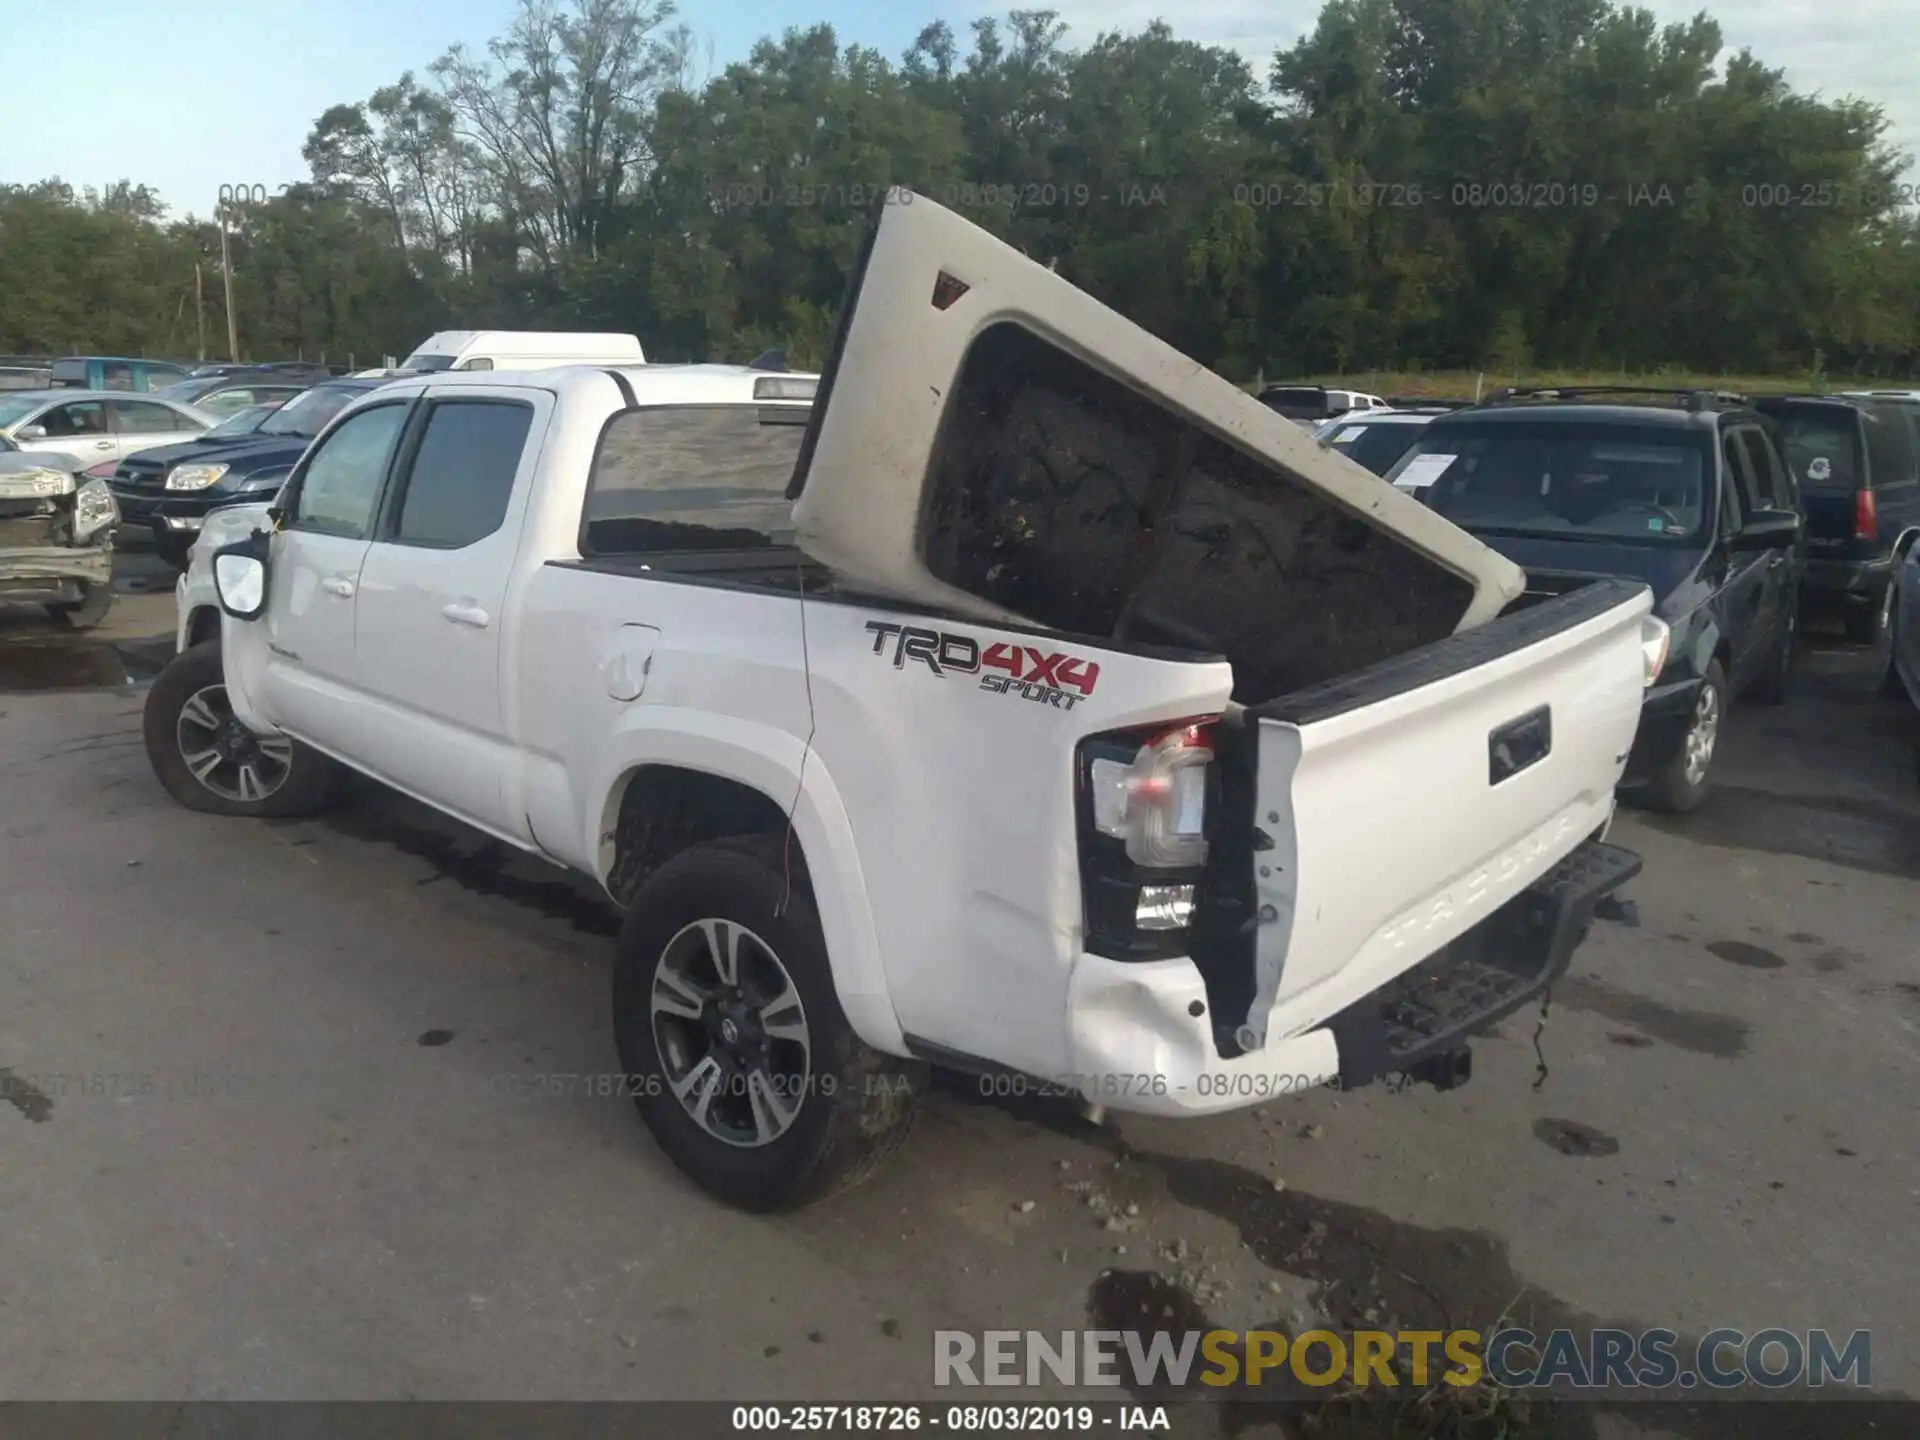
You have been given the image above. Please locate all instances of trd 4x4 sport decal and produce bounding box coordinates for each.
[863,621,1100,710]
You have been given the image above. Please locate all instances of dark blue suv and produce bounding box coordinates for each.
[109,377,397,566]
[1384,388,1805,814]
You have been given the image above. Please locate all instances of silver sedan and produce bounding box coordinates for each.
[0,388,216,474]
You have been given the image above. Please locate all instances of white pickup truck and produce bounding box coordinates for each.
[147,193,1664,1211]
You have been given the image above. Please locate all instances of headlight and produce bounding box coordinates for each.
[166,463,230,491]
[73,478,119,542]
[1640,615,1671,688]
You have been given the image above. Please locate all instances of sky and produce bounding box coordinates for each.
[3,0,1913,219]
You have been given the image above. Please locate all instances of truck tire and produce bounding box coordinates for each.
[612,834,920,1211]
[1642,660,1726,814]
[142,641,343,817]
[48,581,114,631]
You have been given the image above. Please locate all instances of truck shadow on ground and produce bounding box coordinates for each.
[303,777,620,939]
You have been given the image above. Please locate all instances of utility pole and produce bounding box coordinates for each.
[194,262,206,362]
[218,203,239,362]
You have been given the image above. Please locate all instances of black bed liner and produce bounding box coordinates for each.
[1252,576,1648,727]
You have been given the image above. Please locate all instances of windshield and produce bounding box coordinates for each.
[260,384,362,437]
[207,404,278,438]
[1323,419,1431,477]
[0,395,48,429]
[1755,404,1861,489]
[403,353,457,372]
[1386,421,1712,543]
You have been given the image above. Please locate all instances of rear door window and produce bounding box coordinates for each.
[1757,403,1862,491]
[1736,427,1793,510]
[1861,402,1919,491]
[111,399,190,433]
[1719,431,1755,538]
[387,400,534,548]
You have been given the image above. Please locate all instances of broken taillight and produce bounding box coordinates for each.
[1076,719,1219,959]
[1087,722,1215,868]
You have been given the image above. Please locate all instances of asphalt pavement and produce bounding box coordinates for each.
[1,558,1915,1436]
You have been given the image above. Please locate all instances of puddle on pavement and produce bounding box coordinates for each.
[0,1067,54,1123]
[1554,974,1750,1058]
[1534,1117,1621,1157]
[1705,939,1787,971]
[1642,784,1920,880]
[1083,1146,1900,1436]
[0,631,165,693]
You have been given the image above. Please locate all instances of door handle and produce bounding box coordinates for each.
[321,576,356,598]
[94,440,113,450]
[442,601,490,629]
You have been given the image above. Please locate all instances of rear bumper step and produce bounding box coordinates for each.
[1323,840,1642,1090]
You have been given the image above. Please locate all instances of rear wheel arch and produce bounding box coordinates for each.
[603,764,797,909]
[597,758,904,1055]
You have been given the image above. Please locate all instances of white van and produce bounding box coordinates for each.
[398,331,646,373]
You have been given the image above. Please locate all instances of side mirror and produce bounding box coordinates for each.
[211,529,272,620]
[1732,507,1802,551]
[16,424,47,440]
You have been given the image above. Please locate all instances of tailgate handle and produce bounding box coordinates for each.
[1489,705,1552,786]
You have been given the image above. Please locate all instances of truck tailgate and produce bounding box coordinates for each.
[1239,577,1653,1050]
